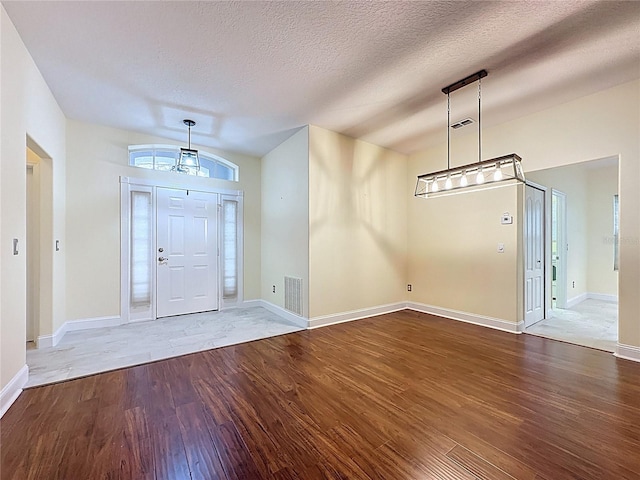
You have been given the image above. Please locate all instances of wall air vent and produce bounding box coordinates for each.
[450,118,474,129]
[284,276,303,316]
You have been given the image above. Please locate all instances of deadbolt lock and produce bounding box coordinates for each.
[158,247,164,252]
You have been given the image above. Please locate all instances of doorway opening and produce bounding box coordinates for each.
[525,157,619,352]
[26,147,41,346]
[25,136,55,349]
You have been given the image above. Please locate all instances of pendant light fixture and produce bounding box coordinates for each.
[174,119,200,174]
[415,70,525,198]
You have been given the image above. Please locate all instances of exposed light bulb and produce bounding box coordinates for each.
[445,176,453,190]
[476,169,485,184]
[431,178,439,192]
[494,163,503,181]
[460,171,468,187]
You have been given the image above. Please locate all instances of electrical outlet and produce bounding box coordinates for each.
[572,281,575,288]
[272,285,276,294]
[407,284,412,292]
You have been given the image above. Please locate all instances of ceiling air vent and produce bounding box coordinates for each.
[450,118,474,129]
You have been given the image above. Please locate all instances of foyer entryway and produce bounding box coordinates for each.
[26,307,302,387]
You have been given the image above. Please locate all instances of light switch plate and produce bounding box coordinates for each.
[497,243,505,253]
[501,213,513,224]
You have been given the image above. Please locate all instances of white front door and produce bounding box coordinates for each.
[525,185,545,327]
[156,187,219,318]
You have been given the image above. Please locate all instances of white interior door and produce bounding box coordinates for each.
[156,187,219,318]
[525,185,545,327]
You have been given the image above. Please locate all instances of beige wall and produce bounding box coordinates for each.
[409,79,639,347]
[308,126,407,318]
[1,6,66,390]
[587,164,619,296]
[407,184,521,323]
[65,120,262,321]
[260,127,309,317]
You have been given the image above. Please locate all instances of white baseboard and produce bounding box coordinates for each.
[246,299,523,335]
[65,315,123,332]
[244,300,405,330]
[36,322,68,348]
[566,293,588,309]
[587,292,618,303]
[37,315,123,349]
[406,302,524,334]
[615,343,640,363]
[566,292,618,309]
[247,300,309,329]
[308,302,406,329]
[240,299,263,309]
[1,365,29,418]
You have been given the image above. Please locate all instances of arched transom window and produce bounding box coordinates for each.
[128,145,239,181]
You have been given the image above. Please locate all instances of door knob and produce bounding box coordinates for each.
[158,257,167,262]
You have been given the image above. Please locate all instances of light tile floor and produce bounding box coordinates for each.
[26,307,303,387]
[526,299,617,352]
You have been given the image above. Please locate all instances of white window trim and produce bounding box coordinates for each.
[120,176,244,323]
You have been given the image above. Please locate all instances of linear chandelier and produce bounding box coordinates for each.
[415,70,525,198]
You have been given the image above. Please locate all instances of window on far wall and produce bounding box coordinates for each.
[128,145,239,181]
[613,194,619,271]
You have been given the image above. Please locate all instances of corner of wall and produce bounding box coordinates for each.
[0,365,28,419]
[260,127,310,317]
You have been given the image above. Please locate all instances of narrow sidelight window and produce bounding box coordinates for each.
[222,199,238,299]
[130,191,152,306]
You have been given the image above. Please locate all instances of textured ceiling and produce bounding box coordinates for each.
[3,1,639,156]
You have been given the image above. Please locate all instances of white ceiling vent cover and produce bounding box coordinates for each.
[451,118,474,129]
[284,276,303,316]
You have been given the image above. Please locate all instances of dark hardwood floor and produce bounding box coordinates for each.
[2,310,640,479]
